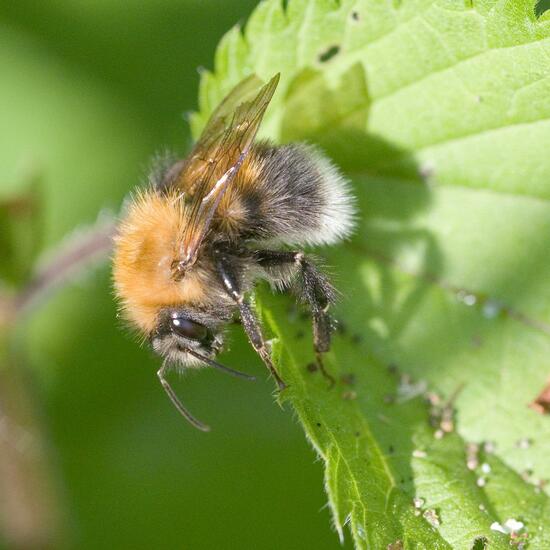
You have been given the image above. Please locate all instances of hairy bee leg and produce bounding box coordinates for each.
[215,252,287,391]
[254,250,336,386]
[239,301,288,391]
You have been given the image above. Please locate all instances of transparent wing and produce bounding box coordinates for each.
[172,73,280,273]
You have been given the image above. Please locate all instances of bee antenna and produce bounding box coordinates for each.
[185,348,256,381]
[157,361,211,432]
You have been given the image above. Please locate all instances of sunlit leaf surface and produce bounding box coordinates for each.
[193,0,550,547]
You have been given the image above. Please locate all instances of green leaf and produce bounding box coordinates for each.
[193,0,550,547]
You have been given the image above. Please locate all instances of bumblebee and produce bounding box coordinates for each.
[113,74,355,430]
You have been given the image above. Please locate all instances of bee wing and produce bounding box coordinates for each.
[199,74,269,144]
[175,73,280,269]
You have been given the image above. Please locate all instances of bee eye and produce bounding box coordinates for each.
[170,317,208,341]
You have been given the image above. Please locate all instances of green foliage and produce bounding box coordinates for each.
[0,177,43,284]
[194,0,550,547]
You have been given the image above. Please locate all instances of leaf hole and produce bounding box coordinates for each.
[318,45,340,63]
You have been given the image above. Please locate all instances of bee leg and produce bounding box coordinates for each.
[255,250,336,387]
[214,252,287,391]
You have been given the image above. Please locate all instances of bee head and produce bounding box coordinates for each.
[150,308,225,367]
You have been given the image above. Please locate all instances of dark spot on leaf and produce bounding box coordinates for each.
[340,373,356,386]
[351,11,360,21]
[355,431,361,437]
[351,334,362,344]
[318,45,340,63]
[388,445,395,454]
[316,422,321,427]
[306,362,318,373]
[387,363,399,375]
[400,478,405,484]
[471,536,488,550]
[295,330,305,339]
[387,540,403,550]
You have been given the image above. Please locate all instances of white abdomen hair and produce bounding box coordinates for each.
[250,142,356,247]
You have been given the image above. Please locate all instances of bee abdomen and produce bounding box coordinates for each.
[240,143,355,246]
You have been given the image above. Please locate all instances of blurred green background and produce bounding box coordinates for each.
[0,2,348,548]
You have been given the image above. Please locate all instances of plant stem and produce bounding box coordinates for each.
[14,216,116,316]
[0,216,116,547]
